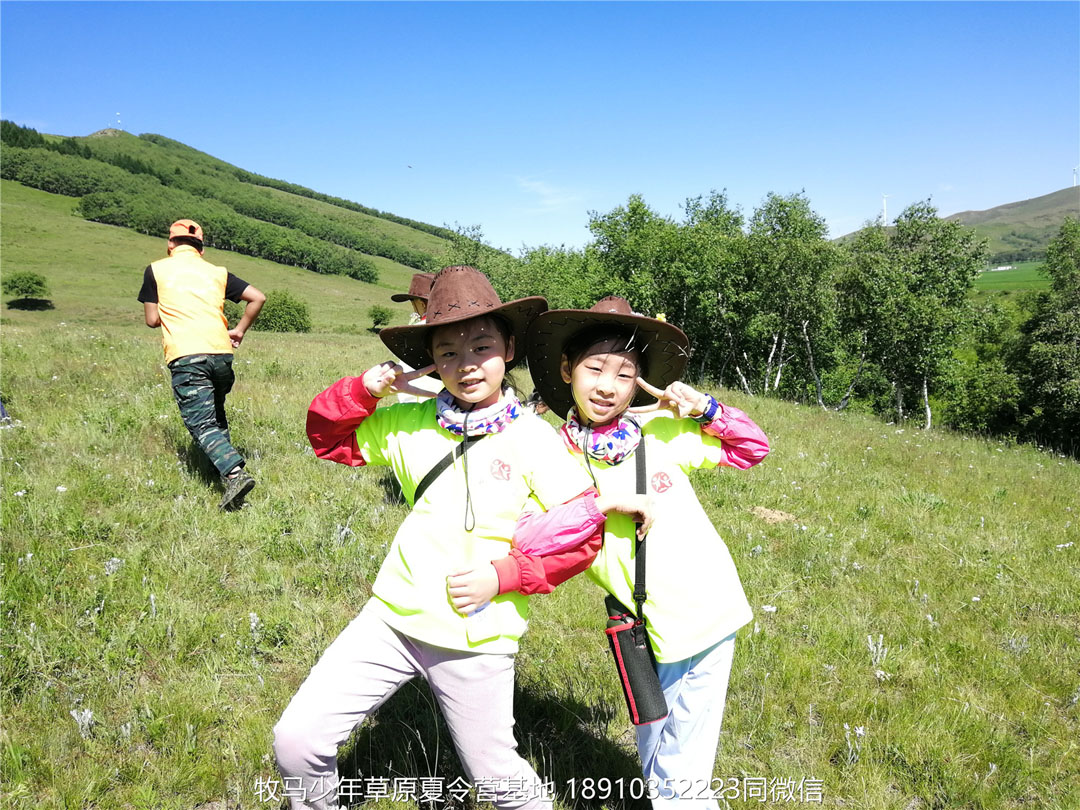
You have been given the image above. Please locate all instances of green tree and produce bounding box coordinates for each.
[368,305,392,330]
[2,271,49,301]
[251,290,312,333]
[1014,218,1080,452]
[728,192,840,400]
[887,201,987,428]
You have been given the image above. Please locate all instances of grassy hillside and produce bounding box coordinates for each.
[837,187,1079,274]
[2,121,459,283]
[3,183,1079,809]
[0,180,426,333]
[946,187,1079,265]
[972,260,1050,295]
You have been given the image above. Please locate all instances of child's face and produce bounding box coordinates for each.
[431,316,513,410]
[561,339,640,426]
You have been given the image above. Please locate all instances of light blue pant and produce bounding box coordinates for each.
[635,633,737,809]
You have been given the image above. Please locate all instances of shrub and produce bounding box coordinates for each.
[2,271,49,300]
[251,290,311,333]
[223,300,244,327]
[368,305,392,330]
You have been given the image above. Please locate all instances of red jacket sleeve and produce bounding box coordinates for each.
[306,374,380,466]
[492,528,603,595]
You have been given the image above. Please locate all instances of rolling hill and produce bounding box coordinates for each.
[0,121,457,286]
[836,186,1079,265]
[945,186,1080,264]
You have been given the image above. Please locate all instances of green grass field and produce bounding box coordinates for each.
[972,262,1050,293]
[2,180,1079,809]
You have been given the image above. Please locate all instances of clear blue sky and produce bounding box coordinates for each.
[2,1,1077,250]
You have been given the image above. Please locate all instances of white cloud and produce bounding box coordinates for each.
[514,176,582,215]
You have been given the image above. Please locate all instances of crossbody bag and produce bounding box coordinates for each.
[603,440,668,725]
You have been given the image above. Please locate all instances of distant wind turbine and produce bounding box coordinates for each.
[882,194,890,226]
[1073,166,1078,187]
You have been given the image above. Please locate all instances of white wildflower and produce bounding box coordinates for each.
[70,708,94,739]
[868,634,888,667]
[1056,542,1074,549]
[104,557,124,576]
[971,596,981,602]
[56,485,68,493]
[14,490,26,497]
[750,544,763,556]
[761,604,778,613]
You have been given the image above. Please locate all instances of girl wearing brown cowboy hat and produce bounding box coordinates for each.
[274,268,653,810]
[456,296,770,808]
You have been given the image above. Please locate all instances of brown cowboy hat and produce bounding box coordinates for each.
[390,272,435,303]
[380,266,547,374]
[526,296,690,419]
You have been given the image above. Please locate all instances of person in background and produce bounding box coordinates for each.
[137,219,265,510]
[389,271,443,403]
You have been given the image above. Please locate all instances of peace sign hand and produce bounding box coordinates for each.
[629,377,709,419]
[363,362,439,399]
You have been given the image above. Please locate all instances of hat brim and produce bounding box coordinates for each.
[526,309,690,419]
[389,293,426,303]
[381,296,547,376]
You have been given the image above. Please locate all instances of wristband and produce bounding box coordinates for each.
[692,395,720,424]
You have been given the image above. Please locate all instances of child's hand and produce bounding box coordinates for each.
[595,493,655,539]
[630,378,710,419]
[363,362,438,399]
[447,565,499,614]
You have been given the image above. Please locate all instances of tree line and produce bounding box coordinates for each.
[445,192,1078,455]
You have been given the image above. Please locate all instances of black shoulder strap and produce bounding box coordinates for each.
[412,433,488,505]
[632,440,648,620]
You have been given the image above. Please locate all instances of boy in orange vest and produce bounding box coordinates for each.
[137,220,266,509]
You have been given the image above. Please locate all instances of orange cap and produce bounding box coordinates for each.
[168,219,203,242]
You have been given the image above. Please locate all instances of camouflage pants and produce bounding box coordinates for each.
[169,354,244,477]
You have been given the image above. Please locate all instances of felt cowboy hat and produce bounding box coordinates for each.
[380,265,546,373]
[526,296,690,419]
[390,272,435,303]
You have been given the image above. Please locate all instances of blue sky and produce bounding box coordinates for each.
[2,1,1077,251]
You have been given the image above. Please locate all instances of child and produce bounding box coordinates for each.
[274,269,650,810]
[389,271,443,403]
[459,296,769,808]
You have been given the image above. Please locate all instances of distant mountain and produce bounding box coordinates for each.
[835,187,1079,264]
[944,187,1079,264]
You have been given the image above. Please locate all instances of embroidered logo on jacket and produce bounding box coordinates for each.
[651,471,673,493]
[490,459,512,481]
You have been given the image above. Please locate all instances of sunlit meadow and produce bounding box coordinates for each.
[2,181,1078,809]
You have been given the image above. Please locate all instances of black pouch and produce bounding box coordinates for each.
[604,594,667,725]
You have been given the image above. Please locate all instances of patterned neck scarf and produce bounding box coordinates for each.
[562,407,642,465]
[436,388,522,436]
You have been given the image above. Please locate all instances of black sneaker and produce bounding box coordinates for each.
[219,470,255,511]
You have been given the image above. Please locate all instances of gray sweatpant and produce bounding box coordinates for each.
[273,605,550,810]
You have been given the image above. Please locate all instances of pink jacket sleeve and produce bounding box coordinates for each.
[306,374,380,466]
[492,529,604,596]
[699,401,770,469]
[513,490,604,556]
[491,489,605,595]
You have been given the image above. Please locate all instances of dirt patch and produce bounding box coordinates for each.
[751,506,797,524]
